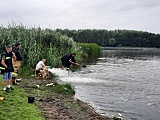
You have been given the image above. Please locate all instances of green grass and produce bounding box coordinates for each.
[0,74,75,120]
[47,82,75,95]
[0,75,112,120]
[0,75,45,120]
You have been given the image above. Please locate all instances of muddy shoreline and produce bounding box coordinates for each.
[19,78,114,120]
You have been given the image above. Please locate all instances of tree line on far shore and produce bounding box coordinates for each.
[56,29,160,48]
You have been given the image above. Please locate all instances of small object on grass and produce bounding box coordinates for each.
[0,97,5,100]
[36,85,40,88]
[46,83,54,87]
[16,79,21,82]
[31,75,35,77]
[28,97,35,103]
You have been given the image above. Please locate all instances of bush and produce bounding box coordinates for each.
[77,43,101,57]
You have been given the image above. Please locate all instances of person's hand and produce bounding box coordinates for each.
[12,52,16,60]
[12,52,15,55]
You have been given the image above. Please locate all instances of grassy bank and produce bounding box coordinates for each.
[0,76,112,120]
[0,76,45,120]
[19,79,111,120]
[0,75,75,120]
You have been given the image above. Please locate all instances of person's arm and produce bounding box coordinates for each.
[69,59,80,66]
[41,62,46,69]
[42,65,46,68]
[1,55,7,69]
[69,59,72,63]
[12,48,22,61]
[12,52,16,61]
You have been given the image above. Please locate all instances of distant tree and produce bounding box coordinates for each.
[108,38,116,47]
[56,29,160,48]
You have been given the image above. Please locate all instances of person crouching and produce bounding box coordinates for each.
[36,59,47,79]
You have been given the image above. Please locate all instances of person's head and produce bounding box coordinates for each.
[6,45,12,52]
[72,53,76,57]
[15,43,21,49]
[42,59,46,63]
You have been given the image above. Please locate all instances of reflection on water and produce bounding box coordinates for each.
[59,48,160,120]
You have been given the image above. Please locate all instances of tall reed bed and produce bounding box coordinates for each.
[0,24,83,68]
[77,43,101,57]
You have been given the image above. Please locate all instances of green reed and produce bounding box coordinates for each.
[77,43,101,57]
[0,24,83,68]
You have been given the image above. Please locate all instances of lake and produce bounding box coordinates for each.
[59,47,160,120]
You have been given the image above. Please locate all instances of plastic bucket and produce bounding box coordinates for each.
[28,97,35,103]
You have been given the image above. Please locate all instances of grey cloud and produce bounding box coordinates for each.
[117,0,160,12]
[0,0,159,33]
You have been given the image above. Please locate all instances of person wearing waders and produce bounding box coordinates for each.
[0,45,16,92]
[61,53,80,68]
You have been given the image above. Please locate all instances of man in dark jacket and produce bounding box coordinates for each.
[61,53,80,68]
[12,43,22,73]
[0,45,16,92]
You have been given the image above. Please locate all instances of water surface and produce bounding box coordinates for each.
[59,48,160,120]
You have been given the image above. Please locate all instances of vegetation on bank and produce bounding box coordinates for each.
[0,24,104,77]
[77,43,101,57]
[0,24,83,68]
[56,29,160,48]
[45,82,75,95]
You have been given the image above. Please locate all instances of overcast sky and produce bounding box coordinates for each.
[0,0,160,33]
